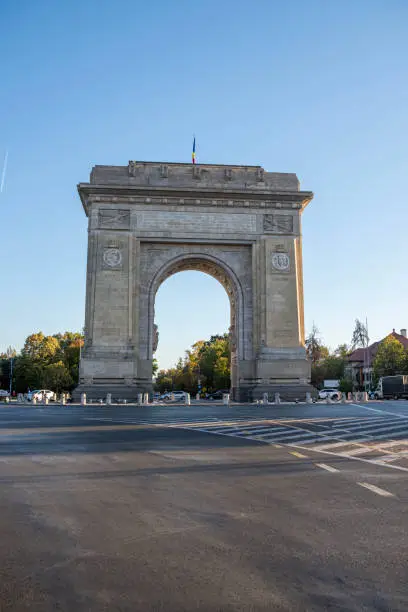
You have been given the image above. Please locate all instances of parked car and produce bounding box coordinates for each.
[318,388,340,401]
[0,390,10,397]
[27,389,55,402]
[207,389,230,400]
[161,391,187,402]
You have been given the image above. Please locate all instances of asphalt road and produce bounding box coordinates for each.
[1,400,408,611]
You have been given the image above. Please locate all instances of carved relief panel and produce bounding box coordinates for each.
[99,209,130,230]
[263,214,293,234]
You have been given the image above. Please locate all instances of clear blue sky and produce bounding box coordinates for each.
[1,0,407,368]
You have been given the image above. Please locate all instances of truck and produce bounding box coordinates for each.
[323,379,340,389]
[372,375,408,400]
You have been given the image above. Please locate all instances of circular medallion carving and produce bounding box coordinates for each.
[272,252,290,271]
[103,248,122,268]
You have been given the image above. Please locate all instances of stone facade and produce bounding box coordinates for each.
[74,161,313,401]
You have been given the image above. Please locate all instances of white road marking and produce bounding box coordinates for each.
[313,440,364,450]
[357,482,395,497]
[369,430,408,442]
[290,443,408,472]
[340,446,379,456]
[236,426,289,435]
[341,421,408,436]
[353,403,408,419]
[315,463,339,473]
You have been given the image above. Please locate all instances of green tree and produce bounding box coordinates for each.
[339,377,353,394]
[373,335,405,378]
[154,333,231,394]
[13,355,44,391]
[152,358,158,378]
[43,361,73,393]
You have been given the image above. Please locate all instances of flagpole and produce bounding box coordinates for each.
[192,136,196,165]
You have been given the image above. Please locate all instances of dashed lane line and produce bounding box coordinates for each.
[357,482,395,498]
[315,463,339,473]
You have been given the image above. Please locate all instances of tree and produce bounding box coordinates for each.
[154,333,231,394]
[22,333,59,363]
[42,361,73,393]
[334,344,350,359]
[8,330,84,392]
[152,358,158,378]
[351,319,369,350]
[305,324,328,365]
[373,335,405,378]
[339,377,353,394]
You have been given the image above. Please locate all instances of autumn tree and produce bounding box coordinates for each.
[10,331,83,393]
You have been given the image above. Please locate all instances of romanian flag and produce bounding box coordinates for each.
[192,136,196,164]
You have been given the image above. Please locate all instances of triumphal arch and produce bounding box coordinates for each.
[75,161,313,402]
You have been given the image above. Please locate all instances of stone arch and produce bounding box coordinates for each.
[146,253,245,394]
[75,160,313,403]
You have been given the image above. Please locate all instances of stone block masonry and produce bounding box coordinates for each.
[73,161,313,402]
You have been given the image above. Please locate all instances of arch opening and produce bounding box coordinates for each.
[148,254,244,400]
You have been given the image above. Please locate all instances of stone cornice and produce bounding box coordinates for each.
[78,183,313,216]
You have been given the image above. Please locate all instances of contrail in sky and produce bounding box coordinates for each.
[0,151,8,193]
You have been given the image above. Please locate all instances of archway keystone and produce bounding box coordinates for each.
[75,161,313,402]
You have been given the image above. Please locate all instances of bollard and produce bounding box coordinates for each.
[274,392,281,404]
[263,392,269,405]
[222,393,230,406]
[347,392,352,401]
[61,393,66,406]
[185,393,191,406]
[306,392,312,404]
[124,399,127,405]
[5,396,10,404]
[137,393,143,406]
[106,393,112,405]
[32,397,37,405]
[81,393,87,406]
[143,393,149,405]
[362,391,368,402]
[196,393,200,401]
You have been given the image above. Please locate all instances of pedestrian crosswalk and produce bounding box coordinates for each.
[178,415,408,470]
[6,403,408,471]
